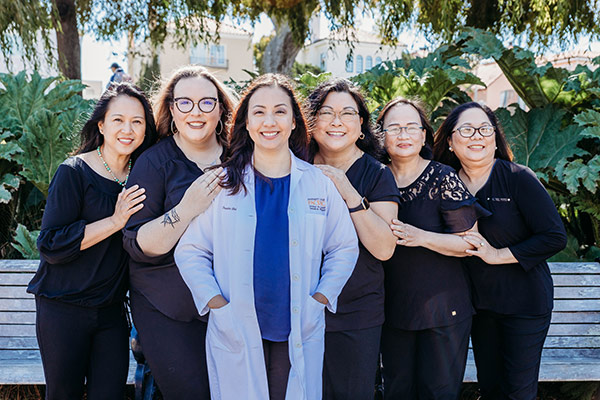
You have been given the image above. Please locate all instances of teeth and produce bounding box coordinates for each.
[118,138,133,144]
[262,132,278,137]
[327,132,345,136]
[189,122,205,128]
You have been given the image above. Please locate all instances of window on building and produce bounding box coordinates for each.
[499,90,515,107]
[356,55,363,73]
[320,53,327,70]
[375,56,382,65]
[190,44,227,68]
[366,56,373,70]
[345,55,354,73]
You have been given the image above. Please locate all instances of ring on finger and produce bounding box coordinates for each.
[480,242,485,247]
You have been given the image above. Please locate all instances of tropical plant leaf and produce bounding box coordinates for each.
[495,106,586,170]
[0,172,19,203]
[11,223,40,259]
[556,156,600,194]
[0,131,23,160]
[573,109,600,139]
[294,71,333,98]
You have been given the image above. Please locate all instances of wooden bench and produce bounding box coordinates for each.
[464,262,600,381]
[0,259,137,385]
[2,260,599,386]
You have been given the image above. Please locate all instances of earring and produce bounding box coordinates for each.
[171,120,178,134]
[359,133,365,140]
[495,146,498,150]
[449,145,453,152]
[215,120,223,135]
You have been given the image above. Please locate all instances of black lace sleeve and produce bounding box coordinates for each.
[440,170,491,233]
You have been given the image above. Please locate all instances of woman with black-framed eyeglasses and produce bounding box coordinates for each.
[377,98,489,400]
[122,65,235,399]
[434,102,567,400]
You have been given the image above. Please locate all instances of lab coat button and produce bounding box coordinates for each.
[291,240,298,246]
[292,274,300,281]
[292,306,299,314]
[289,208,295,213]
[295,342,302,348]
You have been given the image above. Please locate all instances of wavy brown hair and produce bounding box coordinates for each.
[77,82,157,163]
[220,74,309,195]
[375,97,434,161]
[433,102,513,171]
[306,78,384,162]
[153,65,235,144]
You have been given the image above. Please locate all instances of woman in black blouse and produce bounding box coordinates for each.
[434,102,567,400]
[307,78,399,400]
[123,66,234,399]
[378,98,488,400]
[28,83,157,399]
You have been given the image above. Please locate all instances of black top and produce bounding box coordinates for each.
[28,157,128,307]
[325,153,400,332]
[123,136,208,322]
[465,159,567,315]
[383,161,490,330]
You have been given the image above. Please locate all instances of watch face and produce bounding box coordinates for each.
[362,197,370,210]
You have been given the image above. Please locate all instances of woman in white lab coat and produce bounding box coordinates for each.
[174,73,359,400]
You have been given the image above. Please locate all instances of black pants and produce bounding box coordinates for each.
[323,325,382,400]
[35,296,130,400]
[263,339,291,400]
[381,317,471,400]
[471,310,551,400]
[130,289,210,400]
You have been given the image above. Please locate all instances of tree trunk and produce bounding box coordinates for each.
[261,18,303,75]
[54,0,80,80]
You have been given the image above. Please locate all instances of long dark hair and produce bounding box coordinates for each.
[77,82,157,162]
[153,65,234,144]
[306,78,384,162]
[433,102,513,171]
[375,97,434,161]
[220,74,309,195]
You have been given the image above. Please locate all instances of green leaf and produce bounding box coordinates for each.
[0,131,23,160]
[556,156,600,194]
[495,106,586,170]
[0,173,20,203]
[11,223,40,259]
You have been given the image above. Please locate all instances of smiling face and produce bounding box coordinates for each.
[313,91,363,155]
[383,103,425,161]
[449,107,496,168]
[246,85,295,155]
[170,76,220,147]
[97,95,146,156]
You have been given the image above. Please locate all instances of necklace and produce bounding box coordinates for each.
[97,146,131,186]
[196,146,222,169]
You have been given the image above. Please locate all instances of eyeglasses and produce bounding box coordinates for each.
[454,125,495,138]
[173,97,218,113]
[317,108,359,123]
[383,125,424,136]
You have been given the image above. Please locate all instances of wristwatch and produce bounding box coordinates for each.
[348,197,370,213]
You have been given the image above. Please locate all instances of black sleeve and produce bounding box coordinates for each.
[440,170,491,233]
[37,163,87,264]
[123,154,171,264]
[508,168,567,271]
[367,165,400,204]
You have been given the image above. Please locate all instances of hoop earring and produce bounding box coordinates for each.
[215,120,223,136]
[171,120,178,134]
[359,133,365,140]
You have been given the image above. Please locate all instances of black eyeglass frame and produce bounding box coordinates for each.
[173,97,218,113]
[454,125,495,138]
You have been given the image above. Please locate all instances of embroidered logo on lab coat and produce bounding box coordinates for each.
[307,198,326,213]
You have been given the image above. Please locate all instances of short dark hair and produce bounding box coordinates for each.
[306,78,384,162]
[375,97,434,161]
[433,102,513,171]
[77,82,157,163]
[220,74,309,195]
[110,62,120,69]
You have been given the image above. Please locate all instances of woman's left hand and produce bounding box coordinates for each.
[390,219,425,247]
[315,164,360,205]
[462,231,499,263]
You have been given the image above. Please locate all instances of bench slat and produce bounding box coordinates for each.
[0,311,35,324]
[464,358,600,382]
[553,299,600,312]
[0,324,36,336]
[0,260,39,273]
[548,323,600,336]
[0,273,34,285]
[551,311,600,323]
[544,336,600,348]
[550,263,600,274]
[0,337,38,350]
[0,298,35,312]
[553,275,600,286]
[0,286,33,299]
[554,287,600,299]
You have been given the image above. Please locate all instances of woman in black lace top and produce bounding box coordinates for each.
[377,98,488,400]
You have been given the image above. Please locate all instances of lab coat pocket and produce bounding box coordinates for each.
[208,303,243,352]
[301,295,326,342]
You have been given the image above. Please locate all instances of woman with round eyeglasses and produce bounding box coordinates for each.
[307,79,400,400]
[434,102,567,400]
[175,74,358,400]
[377,98,489,400]
[123,65,235,399]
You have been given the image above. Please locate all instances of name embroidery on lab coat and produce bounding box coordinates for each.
[307,198,326,213]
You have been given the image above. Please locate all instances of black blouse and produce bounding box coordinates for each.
[325,153,400,332]
[28,157,128,307]
[123,136,207,322]
[465,159,567,315]
[383,161,489,330]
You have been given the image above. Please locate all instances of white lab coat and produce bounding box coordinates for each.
[174,153,358,400]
